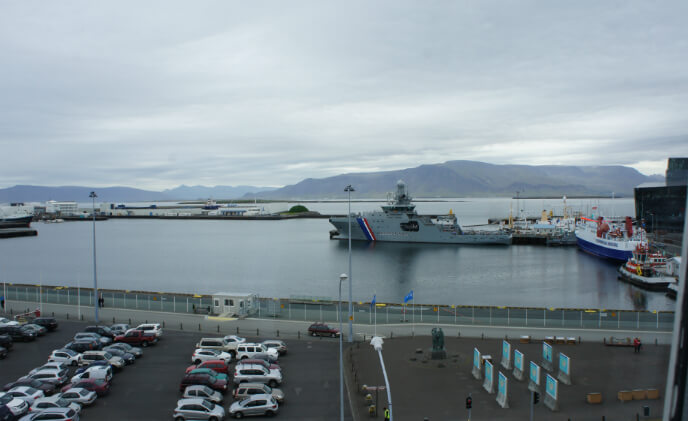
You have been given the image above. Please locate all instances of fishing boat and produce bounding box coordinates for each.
[617,245,678,291]
[574,216,646,261]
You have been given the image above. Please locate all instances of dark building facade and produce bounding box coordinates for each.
[634,158,687,254]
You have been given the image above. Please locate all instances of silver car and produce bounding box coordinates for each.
[228,394,279,418]
[58,388,97,406]
[21,368,69,386]
[18,407,79,421]
[0,392,30,417]
[233,383,284,403]
[107,342,142,358]
[29,362,68,375]
[182,385,223,404]
[48,349,82,366]
[233,364,282,387]
[30,395,82,415]
[173,397,225,421]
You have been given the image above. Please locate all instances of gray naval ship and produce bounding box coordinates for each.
[329,180,512,245]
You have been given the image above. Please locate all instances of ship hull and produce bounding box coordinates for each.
[329,215,511,245]
[617,266,675,291]
[0,214,33,229]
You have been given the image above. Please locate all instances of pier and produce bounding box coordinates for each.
[0,228,37,239]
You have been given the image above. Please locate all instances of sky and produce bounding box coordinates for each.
[1,1,687,190]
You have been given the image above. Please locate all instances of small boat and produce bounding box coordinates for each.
[575,216,646,261]
[617,244,678,291]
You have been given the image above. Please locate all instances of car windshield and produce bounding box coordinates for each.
[264,385,272,393]
[0,395,11,404]
[62,349,77,356]
[78,389,89,396]
[260,344,269,352]
[201,386,213,394]
[201,400,214,410]
[93,379,106,386]
[56,398,69,406]
[103,352,113,359]
[25,387,38,394]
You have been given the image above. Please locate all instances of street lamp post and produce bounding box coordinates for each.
[89,191,99,324]
[339,273,348,421]
[345,185,354,343]
[371,336,392,420]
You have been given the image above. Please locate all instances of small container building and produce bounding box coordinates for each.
[211,292,258,316]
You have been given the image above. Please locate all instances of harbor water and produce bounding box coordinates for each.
[0,198,674,311]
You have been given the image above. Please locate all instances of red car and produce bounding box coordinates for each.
[236,359,280,371]
[61,378,110,396]
[179,373,228,393]
[185,360,229,374]
[308,322,340,337]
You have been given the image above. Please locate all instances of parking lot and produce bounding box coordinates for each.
[0,319,353,420]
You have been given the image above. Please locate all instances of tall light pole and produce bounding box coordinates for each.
[338,273,348,421]
[371,336,392,420]
[345,185,354,343]
[89,191,99,324]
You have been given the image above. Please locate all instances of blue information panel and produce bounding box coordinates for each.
[502,340,511,363]
[473,348,481,369]
[485,360,493,381]
[498,372,507,395]
[529,361,540,385]
[546,374,558,399]
[514,350,524,371]
[559,353,570,375]
[543,342,553,363]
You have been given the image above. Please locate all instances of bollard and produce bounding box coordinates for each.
[236,327,239,334]
[112,317,115,324]
[655,338,658,346]
[52,312,55,317]
[217,325,220,333]
[145,320,148,324]
[298,331,300,339]
[579,336,581,344]
[257,328,259,337]
[163,321,165,328]
[276,329,279,337]
[81,314,84,321]
[180,323,183,330]
[129,318,131,325]
[482,333,484,340]
[412,331,414,337]
[363,335,366,342]
[390,331,393,339]
[198,323,201,331]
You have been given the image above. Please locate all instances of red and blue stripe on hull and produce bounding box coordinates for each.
[357,217,376,241]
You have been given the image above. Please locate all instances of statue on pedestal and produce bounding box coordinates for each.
[431,327,446,360]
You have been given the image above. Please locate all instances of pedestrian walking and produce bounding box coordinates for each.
[383,406,390,421]
[633,337,640,353]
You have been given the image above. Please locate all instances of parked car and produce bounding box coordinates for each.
[84,326,115,339]
[179,373,228,393]
[129,323,162,338]
[191,349,232,365]
[80,351,125,369]
[5,386,45,405]
[61,379,110,397]
[0,326,36,342]
[233,383,284,404]
[73,332,110,346]
[0,318,18,328]
[236,343,278,362]
[70,366,112,384]
[236,359,279,372]
[261,340,287,355]
[73,361,110,375]
[21,324,47,337]
[20,369,69,386]
[195,337,235,354]
[233,364,282,387]
[30,363,68,375]
[4,379,57,396]
[57,388,97,406]
[48,349,82,367]
[30,395,81,415]
[308,322,340,338]
[173,398,225,421]
[64,341,99,353]
[223,335,246,347]
[18,407,80,421]
[228,394,279,418]
[32,317,58,331]
[181,385,223,404]
[187,368,229,382]
[102,346,135,365]
[0,334,13,350]
[185,360,229,375]
[109,323,130,336]
[0,392,30,417]
[114,330,157,347]
[106,342,142,358]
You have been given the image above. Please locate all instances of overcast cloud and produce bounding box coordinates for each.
[1,1,687,190]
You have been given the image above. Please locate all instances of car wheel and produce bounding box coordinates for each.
[240,356,248,360]
[331,332,336,338]
[195,359,202,365]
[234,412,244,419]
[310,331,316,337]
[269,380,278,388]
[175,417,185,421]
[266,411,275,417]
[142,341,149,347]
[71,360,77,366]
[209,417,218,421]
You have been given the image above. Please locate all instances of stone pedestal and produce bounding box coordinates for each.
[431,349,447,360]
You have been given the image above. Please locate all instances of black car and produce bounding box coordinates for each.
[103,347,135,365]
[3,378,57,395]
[64,340,100,353]
[0,325,36,342]
[84,325,115,339]
[33,317,58,331]
[0,334,12,350]
[0,346,6,359]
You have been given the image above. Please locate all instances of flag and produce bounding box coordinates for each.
[370,294,376,308]
[404,290,414,303]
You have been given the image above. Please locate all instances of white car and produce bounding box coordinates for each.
[0,392,30,417]
[191,348,232,365]
[182,385,223,404]
[236,343,279,362]
[6,386,45,405]
[228,394,279,418]
[58,388,97,406]
[48,349,82,366]
[80,350,125,369]
[30,395,82,415]
[29,362,69,375]
[0,317,19,327]
[223,335,246,345]
[70,366,112,384]
[129,323,162,338]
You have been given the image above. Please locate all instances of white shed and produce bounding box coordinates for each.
[211,292,258,317]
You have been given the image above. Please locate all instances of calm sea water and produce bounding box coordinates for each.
[0,198,674,310]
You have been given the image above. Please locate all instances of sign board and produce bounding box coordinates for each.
[472,348,482,380]
[483,360,495,393]
[542,342,553,371]
[501,340,512,370]
[557,352,572,385]
[496,371,509,408]
[528,361,541,392]
[544,374,559,411]
[512,349,525,381]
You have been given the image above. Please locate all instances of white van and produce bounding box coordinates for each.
[236,343,279,362]
[70,366,113,384]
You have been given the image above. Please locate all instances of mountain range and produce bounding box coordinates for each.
[0,161,663,203]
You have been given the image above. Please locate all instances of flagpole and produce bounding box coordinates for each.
[374,298,377,337]
[412,296,415,335]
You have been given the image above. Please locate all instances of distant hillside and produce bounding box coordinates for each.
[0,185,171,203]
[163,185,277,200]
[253,160,664,199]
